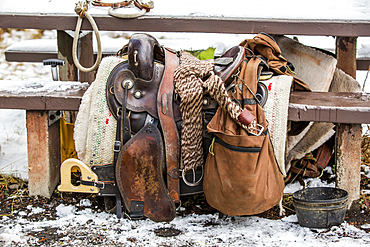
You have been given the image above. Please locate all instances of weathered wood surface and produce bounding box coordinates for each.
[4,39,118,63]
[0,90,85,111]
[26,111,61,198]
[1,0,370,36]
[288,92,370,124]
[1,90,370,123]
[1,14,370,37]
[335,36,361,206]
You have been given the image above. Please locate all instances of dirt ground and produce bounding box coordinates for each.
[1,136,370,244]
[1,172,370,235]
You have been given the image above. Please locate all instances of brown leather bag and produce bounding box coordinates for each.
[203,48,285,216]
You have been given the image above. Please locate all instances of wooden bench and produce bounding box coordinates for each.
[0,84,369,198]
[1,0,370,206]
[2,37,369,206]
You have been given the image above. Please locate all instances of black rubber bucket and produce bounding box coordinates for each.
[293,187,348,228]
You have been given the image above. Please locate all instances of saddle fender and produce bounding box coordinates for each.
[115,124,176,222]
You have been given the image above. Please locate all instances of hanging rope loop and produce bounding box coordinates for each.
[73,0,103,73]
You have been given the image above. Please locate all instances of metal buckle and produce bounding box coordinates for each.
[113,140,121,152]
[94,181,105,189]
[181,166,203,187]
[249,123,264,136]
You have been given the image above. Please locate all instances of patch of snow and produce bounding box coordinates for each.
[78,199,92,207]
[362,164,370,178]
[0,79,89,94]
[284,178,336,194]
[2,0,370,21]
[282,214,298,223]
[2,206,370,246]
[29,207,45,215]
[56,204,76,218]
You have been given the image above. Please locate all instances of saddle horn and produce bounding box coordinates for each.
[128,33,164,81]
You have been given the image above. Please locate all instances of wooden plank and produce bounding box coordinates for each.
[26,111,61,198]
[1,91,370,122]
[0,93,47,110]
[357,58,370,71]
[336,37,357,78]
[288,92,370,123]
[6,47,370,70]
[0,90,85,111]
[1,14,370,36]
[5,51,58,62]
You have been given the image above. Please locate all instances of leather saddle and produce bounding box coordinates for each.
[104,33,245,222]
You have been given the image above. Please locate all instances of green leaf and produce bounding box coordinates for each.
[187,47,215,60]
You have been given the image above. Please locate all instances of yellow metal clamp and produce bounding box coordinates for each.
[58,158,100,193]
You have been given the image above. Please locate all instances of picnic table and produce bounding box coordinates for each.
[0,0,369,206]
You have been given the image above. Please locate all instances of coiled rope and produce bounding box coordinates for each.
[174,51,256,171]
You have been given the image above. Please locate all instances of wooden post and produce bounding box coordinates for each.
[57,30,95,84]
[78,31,95,84]
[57,30,94,123]
[335,36,361,206]
[27,111,61,198]
[57,30,78,82]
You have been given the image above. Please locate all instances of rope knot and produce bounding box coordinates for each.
[75,0,88,18]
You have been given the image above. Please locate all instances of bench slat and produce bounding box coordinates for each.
[1,90,370,123]
[6,39,370,70]
[288,92,370,123]
[0,90,85,111]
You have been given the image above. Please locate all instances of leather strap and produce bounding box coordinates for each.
[113,112,122,164]
[316,143,332,170]
[79,180,115,188]
[92,0,152,11]
[157,48,180,203]
[289,165,320,178]
[121,86,131,145]
[92,0,132,8]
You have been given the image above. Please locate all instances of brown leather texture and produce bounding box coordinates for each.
[106,56,181,123]
[128,33,163,81]
[239,33,311,136]
[92,0,132,8]
[239,33,311,92]
[238,108,256,125]
[214,46,245,86]
[157,48,181,203]
[316,142,332,170]
[115,124,176,222]
[203,45,284,216]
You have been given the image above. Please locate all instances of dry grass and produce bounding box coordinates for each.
[0,173,27,198]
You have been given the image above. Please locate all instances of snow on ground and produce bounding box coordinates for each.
[1,29,370,246]
[1,202,370,247]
